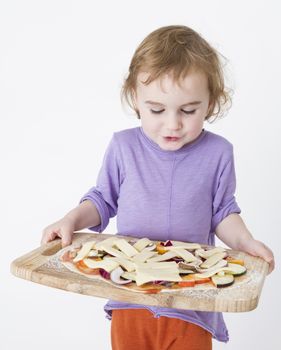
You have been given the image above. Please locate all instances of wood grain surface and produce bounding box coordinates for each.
[10,232,269,312]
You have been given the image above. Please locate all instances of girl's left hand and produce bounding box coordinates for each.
[246,239,275,274]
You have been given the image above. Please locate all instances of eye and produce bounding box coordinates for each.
[150,109,196,115]
[182,109,196,115]
[150,109,164,114]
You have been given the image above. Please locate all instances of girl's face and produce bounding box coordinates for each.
[135,70,211,151]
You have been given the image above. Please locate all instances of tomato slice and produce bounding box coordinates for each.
[178,280,196,287]
[139,282,163,293]
[143,289,161,294]
[176,274,195,287]
[195,277,211,285]
[75,260,100,275]
[60,250,73,262]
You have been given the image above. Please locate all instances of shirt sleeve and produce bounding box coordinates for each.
[79,134,124,232]
[211,148,241,232]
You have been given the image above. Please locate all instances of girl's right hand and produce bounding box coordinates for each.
[41,216,75,248]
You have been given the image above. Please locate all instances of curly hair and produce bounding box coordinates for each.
[120,25,232,122]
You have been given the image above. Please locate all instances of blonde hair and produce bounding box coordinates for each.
[121,25,232,122]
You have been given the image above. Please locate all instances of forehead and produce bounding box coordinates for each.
[136,70,209,101]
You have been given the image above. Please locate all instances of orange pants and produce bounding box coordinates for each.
[111,308,212,350]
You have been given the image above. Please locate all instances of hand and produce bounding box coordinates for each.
[245,239,275,274]
[41,216,75,248]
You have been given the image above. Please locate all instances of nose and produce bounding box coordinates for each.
[165,114,182,131]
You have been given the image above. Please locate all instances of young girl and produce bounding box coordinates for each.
[41,25,275,349]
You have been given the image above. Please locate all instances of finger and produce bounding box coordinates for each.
[60,231,73,248]
[254,242,275,274]
[260,251,275,274]
[41,233,50,245]
[41,230,58,245]
[267,258,275,275]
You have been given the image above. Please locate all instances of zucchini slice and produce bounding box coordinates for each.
[211,274,234,288]
[223,263,247,276]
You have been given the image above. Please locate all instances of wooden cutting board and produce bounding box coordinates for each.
[10,232,269,312]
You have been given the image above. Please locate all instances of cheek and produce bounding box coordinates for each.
[187,115,204,128]
[141,113,161,129]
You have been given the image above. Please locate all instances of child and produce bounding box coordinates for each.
[41,25,275,349]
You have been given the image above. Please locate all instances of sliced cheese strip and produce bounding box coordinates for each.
[195,267,225,278]
[121,271,137,281]
[88,250,100,257]
[132,250,157,263]
[83,258,119,272]
[195,261,229,278]
[145,247,192,263]
[114,238,139,257]
[171,248,198,262]
[197,259,227,273]
[73,241,96,262]
[166,241,201,250]
[105,256,136,272]
[101,245,128,259]
[135,268,182,286]
[198,247,226,259]
[133,237,153,252]
[134,261,178,270]
[178,268,195,274]
[95,236,119,250]
[200,252,227,269]
[146,251,178,262]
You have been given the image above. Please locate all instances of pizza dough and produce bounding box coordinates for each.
[59,236,246,293]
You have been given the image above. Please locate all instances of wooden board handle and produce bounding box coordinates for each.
[11,238,63,279]
[11,232,87,278]
[41,238,63,256]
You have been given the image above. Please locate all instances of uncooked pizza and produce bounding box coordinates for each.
[60,236,247,293]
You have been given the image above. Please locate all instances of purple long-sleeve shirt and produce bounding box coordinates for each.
[80,126,241,342]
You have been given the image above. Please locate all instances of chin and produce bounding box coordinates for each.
[158,141,183,151]
[157,136,184,150]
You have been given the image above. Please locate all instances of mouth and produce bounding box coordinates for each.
[164,136,181,142]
